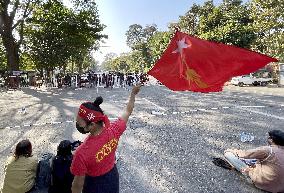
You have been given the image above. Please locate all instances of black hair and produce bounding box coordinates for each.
[82,96,104,114]
[82,96,104,126]
[268,130,284,146]
[57,140,72,157]
[14,139,32,160]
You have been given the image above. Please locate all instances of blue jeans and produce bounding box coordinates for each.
[224,152,256,184]
[224,152,250,172]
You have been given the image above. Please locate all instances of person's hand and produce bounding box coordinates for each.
[241,167,253,174]
[131,83,142,95]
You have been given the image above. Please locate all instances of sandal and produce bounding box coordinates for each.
[212,157,234,170]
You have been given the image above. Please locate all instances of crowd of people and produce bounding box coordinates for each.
[58,72,149,89]
[0,71,150,89]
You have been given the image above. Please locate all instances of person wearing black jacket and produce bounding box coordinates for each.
[49,140,75,193]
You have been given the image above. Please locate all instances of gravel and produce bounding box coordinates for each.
[0,85,283,193]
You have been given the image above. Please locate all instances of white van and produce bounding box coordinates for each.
[231,74,272,87]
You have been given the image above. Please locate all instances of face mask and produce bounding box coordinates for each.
[76,122,90,134]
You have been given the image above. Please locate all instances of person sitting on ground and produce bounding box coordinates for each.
[71,84,141,193]
[48,140,75,193]
[224,130,284,193]
[2,139,38,193]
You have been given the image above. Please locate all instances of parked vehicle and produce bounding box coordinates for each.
[231,74,272,87]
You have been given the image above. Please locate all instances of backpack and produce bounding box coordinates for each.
[34,153,54,190]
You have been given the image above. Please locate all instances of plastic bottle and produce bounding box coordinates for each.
[240,132,247,142]
[248,134,255,142]
[240,132,254,142]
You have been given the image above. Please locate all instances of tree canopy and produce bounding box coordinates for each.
[1,0,282,75]
[250,0,284,61]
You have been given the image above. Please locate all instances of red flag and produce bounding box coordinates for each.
[148,31,278,92]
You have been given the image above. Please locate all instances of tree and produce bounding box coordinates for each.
[20,51,36,71]
[147,31,172,70]
[127,51,143,72]
[87,56,99,71]
[206,0,256,48]
[126,24,157,70]
[0,0,40,71]
[111,53,130,72]
[81,53,98,72]
[177,0,256,48]
[126,24,157,50]
[25,1,72,73]
[249,0,284,62]
[70,0,107,73]
[125,24,144,50]
[101,51,146,73]
[101,52,117,71]
[177,4,201,35]
[25,0,106,74]
[0,38,6,70]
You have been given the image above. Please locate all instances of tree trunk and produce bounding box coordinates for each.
[71,61,74,74]
[2,34,20,71]
[63,65,66,74]
[40,68,44,77]
[78,63,82,74]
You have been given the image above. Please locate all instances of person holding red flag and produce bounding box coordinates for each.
[148,31,278,92]
[71,84,142,193]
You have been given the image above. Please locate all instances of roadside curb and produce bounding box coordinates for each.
[267,84,284,88]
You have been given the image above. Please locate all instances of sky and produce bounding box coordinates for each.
[91,0,225,64]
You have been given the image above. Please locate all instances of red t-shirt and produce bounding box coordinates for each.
[71,118,126,176]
